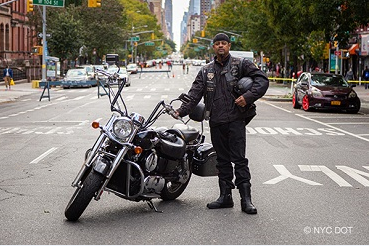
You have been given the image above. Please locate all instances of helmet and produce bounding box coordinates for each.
[235,77,253,95]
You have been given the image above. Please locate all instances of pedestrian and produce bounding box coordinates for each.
[362,66,369,89]
[345,68,354,82]
[182,63,186,74]
[3,65,13,90]
[174,33,269,214]
[186,64,189,74]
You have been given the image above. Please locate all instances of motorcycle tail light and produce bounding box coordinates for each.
[92,121,100,129]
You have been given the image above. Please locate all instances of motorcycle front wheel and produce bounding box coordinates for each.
[160,173,191,201]
[64,170,105,221]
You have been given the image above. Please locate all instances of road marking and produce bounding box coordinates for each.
[299,165,352,187]
[296,114,369,142]
[264,101,292,113]
[336,166,369,187]
[264,165,369,187]
[263,165,322,185]
[30,147,58,164]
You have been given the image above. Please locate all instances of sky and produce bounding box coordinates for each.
[170,0,190,50]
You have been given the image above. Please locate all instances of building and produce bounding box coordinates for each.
[0,0,34,67]
[164,0,173,40]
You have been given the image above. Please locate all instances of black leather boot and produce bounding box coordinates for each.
[238,183,257,214]
[207,180,234,209]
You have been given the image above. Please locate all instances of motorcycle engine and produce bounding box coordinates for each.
[144,176,165,193]
[144,150,158,172]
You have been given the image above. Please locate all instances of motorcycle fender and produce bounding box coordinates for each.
[192,143,218,177]
[93,157,111,176]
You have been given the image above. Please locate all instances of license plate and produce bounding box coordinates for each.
[331,101,341,106]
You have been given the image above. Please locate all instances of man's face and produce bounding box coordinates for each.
[212,40,231,58]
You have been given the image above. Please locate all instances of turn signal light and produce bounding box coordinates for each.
[134,146,143,154]
[92,121,100,129]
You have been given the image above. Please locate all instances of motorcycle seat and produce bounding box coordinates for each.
[171,124,199,143]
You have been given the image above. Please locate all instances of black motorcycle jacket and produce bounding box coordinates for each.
[177,55,269,127]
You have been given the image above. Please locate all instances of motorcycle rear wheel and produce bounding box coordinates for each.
[160,174,191,201]
[65,170,105,221]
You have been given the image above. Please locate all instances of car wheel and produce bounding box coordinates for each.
[302,95,310,111]
[347,99,361,114]
[292,92,301,109]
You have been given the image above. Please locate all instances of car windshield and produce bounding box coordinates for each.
[311,74,349,87]
[67,70,86,76]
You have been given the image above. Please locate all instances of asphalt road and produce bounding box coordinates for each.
[0,65,368,244]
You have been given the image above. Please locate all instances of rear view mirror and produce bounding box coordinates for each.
[179,93,192,103]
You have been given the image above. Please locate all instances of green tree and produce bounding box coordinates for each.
[46,5,84,73]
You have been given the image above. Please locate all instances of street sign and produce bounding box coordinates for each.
[33,0,65,7]
[334,51,340,56]
[38,33,51,38]
[131,36,140,42]
[145,42,154,46]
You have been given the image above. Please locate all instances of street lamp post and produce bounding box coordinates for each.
[131,24,148,64]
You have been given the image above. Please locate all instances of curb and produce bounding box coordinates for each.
[263,96,292,102]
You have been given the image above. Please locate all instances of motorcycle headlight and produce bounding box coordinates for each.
[348,91,357,98]
[112,118,133,140]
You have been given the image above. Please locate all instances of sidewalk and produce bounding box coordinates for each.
[1,80,369,105]
[0,81,41,104]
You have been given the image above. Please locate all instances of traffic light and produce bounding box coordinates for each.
[193,38,198,43]
[88,0,101,7]
[151,33,155,40]
[31,46,43,56]
[27,0,33,12]
[201,30,205,37]
[134,42,138,46]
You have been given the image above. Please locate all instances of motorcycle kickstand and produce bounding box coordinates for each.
[147,200,163,213]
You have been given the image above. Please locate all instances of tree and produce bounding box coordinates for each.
[46,5,84,73]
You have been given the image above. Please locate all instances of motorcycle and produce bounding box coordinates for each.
[64,68,217,221]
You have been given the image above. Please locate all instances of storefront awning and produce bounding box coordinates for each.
[349,43,359,55]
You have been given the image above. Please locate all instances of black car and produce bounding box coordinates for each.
[292,72,361,113]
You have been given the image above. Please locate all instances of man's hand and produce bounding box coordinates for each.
[172,110,180,119]
[235,95,247,107]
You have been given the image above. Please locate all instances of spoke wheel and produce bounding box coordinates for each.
[302,95,310,111]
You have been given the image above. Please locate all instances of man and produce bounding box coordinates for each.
[174,33,269,214]
[3,65,13,90]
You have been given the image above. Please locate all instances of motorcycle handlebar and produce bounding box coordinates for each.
[164,104,183,122]
[96,69,119,80]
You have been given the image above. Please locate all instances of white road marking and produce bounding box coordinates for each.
[336,166,369,187]
[296,114,369,142]
[30,147,58,164]
[263,165,322,185]
[264,101,292,113]
[299,165,352,187]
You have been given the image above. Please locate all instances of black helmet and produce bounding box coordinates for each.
[235,77,253,95]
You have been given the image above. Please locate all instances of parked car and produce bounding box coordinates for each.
[126,63,138,74]
[61,68,93,89]
[77,64,95,80]
[292,72,361,113]
[106,66,131,87]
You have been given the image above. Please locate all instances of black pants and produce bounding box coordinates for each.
[210,120,251,189]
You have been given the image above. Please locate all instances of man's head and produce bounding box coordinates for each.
[212,33,231,61]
